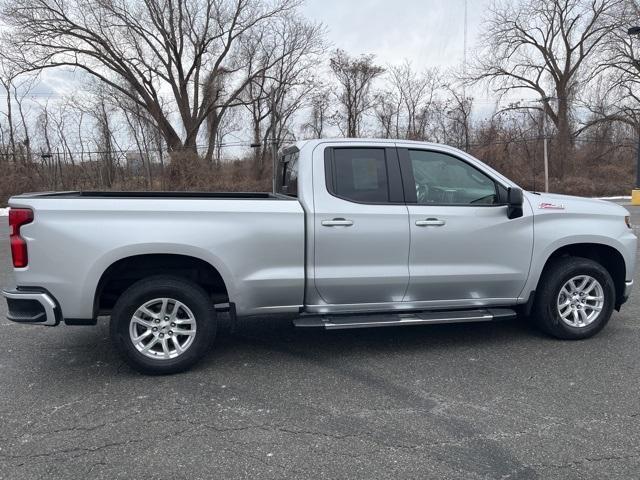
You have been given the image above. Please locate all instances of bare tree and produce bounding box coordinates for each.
[373,90,402,139]
[330,49,384,137]
[301,85,331,138]
[94,95,117,188]
[473,0,624,175]
[212,107,241,165]
[241,15,324,174]
[2,0,304,161]
[12,75,38,164]
[120,100,158,188]
[443,83,473,151]
[0,69,38,165]
[34,103,58,189]
[578,1,640,135]
[0,61,22,161]
[387,62,440,140]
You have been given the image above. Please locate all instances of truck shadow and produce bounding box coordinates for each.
[52,314,552,373]
[212,315,547,361]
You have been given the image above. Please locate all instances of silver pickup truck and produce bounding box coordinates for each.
[3,139,637,374]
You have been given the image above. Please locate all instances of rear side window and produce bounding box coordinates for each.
[329,148,389,203]
[276,152,299,197]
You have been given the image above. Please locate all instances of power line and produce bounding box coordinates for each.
[0,140,267,157]
[0,136,633,159]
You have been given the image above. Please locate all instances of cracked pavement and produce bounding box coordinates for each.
[1,206,640,479]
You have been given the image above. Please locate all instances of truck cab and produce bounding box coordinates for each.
[284,139,634,316]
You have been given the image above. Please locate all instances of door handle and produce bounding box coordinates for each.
[322,218,354,227]
[415,218,446,227]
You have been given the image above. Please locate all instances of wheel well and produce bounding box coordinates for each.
[544,243,626,304]
[94,254,229,317]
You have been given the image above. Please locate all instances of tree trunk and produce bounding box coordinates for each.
[204,112,220,165]
[555,98,572,178]
[4,81,16,162]
[253,121,263,177]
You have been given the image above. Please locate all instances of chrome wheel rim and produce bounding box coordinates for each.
[557,275,604,328]
[129,298,197,360]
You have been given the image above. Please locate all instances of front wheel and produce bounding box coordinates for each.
[532,257,615,340]
[110,275,217,374]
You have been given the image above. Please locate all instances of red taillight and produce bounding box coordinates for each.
[8,208,33,268]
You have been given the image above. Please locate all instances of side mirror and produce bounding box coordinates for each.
[507,187,524,219]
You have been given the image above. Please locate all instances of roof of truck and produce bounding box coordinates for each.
[293,138,455,150]
[294,138,448,150]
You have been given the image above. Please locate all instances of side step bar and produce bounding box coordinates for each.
[293,308,516,330]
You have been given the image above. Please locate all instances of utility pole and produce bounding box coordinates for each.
[543,131,549,193]
[269,89,278,193]
[462,0,468,100]
[539,107,549,193]
[528,98,552,192]
[463,0,468,76]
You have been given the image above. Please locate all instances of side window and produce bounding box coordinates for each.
[329,148,389,203]
[408,150,498,205]
[276,152,299,197]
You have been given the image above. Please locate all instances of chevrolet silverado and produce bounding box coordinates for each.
[2,139,636,374]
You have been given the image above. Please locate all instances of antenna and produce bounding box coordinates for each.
[463,0,468,76]
[462,0,468,102]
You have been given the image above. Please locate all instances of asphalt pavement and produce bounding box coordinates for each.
[0,206,639,479]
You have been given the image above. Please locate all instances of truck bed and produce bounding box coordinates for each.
[8,191,305,319]
[12,191,283,200]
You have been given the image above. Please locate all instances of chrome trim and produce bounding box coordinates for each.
[305,298,517,315]
[324,313,493,330]
[1,289,59,326]
[294,308,517,330]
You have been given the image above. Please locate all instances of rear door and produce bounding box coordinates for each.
[312,145,410,306]
[399,147,534,305]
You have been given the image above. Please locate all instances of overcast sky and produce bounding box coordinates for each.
[34,0,497,101]
[20,0,512,146]
[302,0,490,71]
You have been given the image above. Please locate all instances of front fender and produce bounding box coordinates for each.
[519,210,636,302]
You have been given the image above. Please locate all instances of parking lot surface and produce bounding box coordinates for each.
[0,206,639,479]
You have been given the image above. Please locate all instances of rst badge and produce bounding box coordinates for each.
[539,202,565,210]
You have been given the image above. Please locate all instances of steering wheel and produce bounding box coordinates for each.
[416,183,430,203]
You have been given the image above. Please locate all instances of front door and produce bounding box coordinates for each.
[313,146,410,306]
[399,148,534,305]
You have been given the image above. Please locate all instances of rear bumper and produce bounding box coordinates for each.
[1,288,61,326]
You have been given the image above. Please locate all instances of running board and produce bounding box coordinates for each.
[293,308,516,330]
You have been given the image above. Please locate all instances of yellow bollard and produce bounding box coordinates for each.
[632,190,640,205]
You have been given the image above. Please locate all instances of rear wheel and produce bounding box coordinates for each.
[110,275,216,374]
[532,257,615,339]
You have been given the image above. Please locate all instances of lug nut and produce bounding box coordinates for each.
[170,322,176,328]
[154,319,160,324]
[159,333,164,338]
[164,316,170,321]
[168,330,173,336]
[152,327,158,332]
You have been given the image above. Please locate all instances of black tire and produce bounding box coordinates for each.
[532,256,615,340]
[110,275,216,374]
